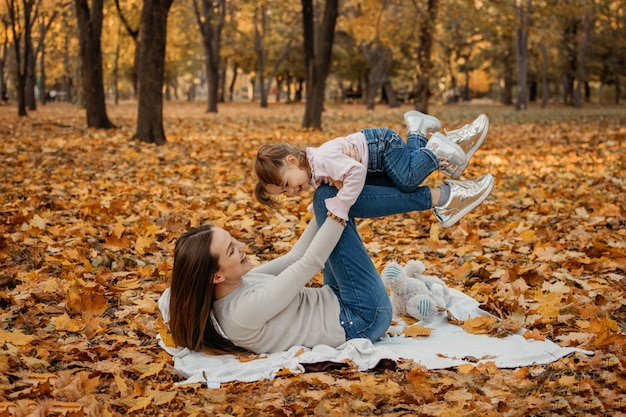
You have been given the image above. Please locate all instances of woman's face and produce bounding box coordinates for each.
[210,227,253,283]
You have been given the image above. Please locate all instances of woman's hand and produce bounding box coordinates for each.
[342,144,360,161]
[334,145,361,190]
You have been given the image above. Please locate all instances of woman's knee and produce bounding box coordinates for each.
[314,184,337,203]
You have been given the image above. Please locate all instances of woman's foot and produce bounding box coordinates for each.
[433,173,494,228]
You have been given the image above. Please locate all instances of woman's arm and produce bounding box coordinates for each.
[240,217,345,326]
[251,216,320,276]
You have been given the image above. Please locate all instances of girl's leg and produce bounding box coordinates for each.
[406,131,428,151]
[349,183,433,218]
[363,128,438,193]
[313,185,392,342]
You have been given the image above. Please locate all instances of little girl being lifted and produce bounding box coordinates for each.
[254,111,493,228]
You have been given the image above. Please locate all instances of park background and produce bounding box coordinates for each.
[1,0,626,415]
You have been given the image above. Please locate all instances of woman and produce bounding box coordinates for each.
[167,176,493,354]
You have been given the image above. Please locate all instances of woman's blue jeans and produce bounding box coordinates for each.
[362,128,437,193]
[312,183,433,342]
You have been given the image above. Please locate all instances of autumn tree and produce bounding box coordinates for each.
[134,0,174,144]
[35,2,64,105]
[0,27,6,101]
[113,0,140,97]
[301,0,338,130]
[514,0,530,110]
[361,37,397,110]
[246,0,297,107]
[413,0,438,113]
[572,0,591,108]
[74,0,114,128]
[193,0,226,113]
[6,0,36,116]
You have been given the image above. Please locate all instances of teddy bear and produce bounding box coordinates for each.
[381,260,451,321]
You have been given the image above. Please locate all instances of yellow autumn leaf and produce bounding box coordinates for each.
[53,312,84,332]
[402,324,434,337]
[461,316,498,334]
[0,329,35,346]
[135,235,154,255]
[134,362,165,379]
[122,396,152,413]
[518,229,537,242]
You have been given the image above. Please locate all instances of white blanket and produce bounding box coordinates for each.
[157,288,593,388]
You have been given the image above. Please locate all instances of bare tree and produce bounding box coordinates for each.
[74,0,114,128]
[134,0,174,144]
[301,0,338,130]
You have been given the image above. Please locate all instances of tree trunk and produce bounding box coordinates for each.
[228,62,238,102]
[26,40,36,110]
[361,40,393,110]
[114,0,140,97]
[540,43,549,108]
[301,0,338,130]
[134,0,174,144]
[0,42,6,102]
[266,42,291,104]
[415,0,438,113]
[382,78,399,108]
[194,0,226,114]
[40,41,46,105]
[514,0,529,111]
[75,0,114,128]
[113,22,121,105]
[254,4,268,108]
[7,0,35,117]
[573,2,590,108]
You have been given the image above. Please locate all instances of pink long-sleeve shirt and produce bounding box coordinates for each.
[306,131,369,220]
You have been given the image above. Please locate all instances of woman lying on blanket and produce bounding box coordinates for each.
[167,177,493,354]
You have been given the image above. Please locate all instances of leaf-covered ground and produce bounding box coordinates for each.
[0,101,625,416]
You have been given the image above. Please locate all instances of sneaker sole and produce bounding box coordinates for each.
[440,176,494,228]
[449,116,490,179]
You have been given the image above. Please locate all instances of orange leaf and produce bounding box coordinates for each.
[523,328,546,341]
[402,324,434,337]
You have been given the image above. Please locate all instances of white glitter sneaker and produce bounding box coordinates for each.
[440,114,489,179]
[426,132,467,167]
[404,110,442,136]
[433,174,494,228]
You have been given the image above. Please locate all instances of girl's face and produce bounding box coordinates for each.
[264,156,311,196]
[210,227,252,284]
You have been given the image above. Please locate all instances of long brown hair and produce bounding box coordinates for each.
[168,225,243,353]
[254,144,309,207]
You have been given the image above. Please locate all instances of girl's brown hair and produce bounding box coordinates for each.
[254,144,309,207]
[168,225,243,353]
